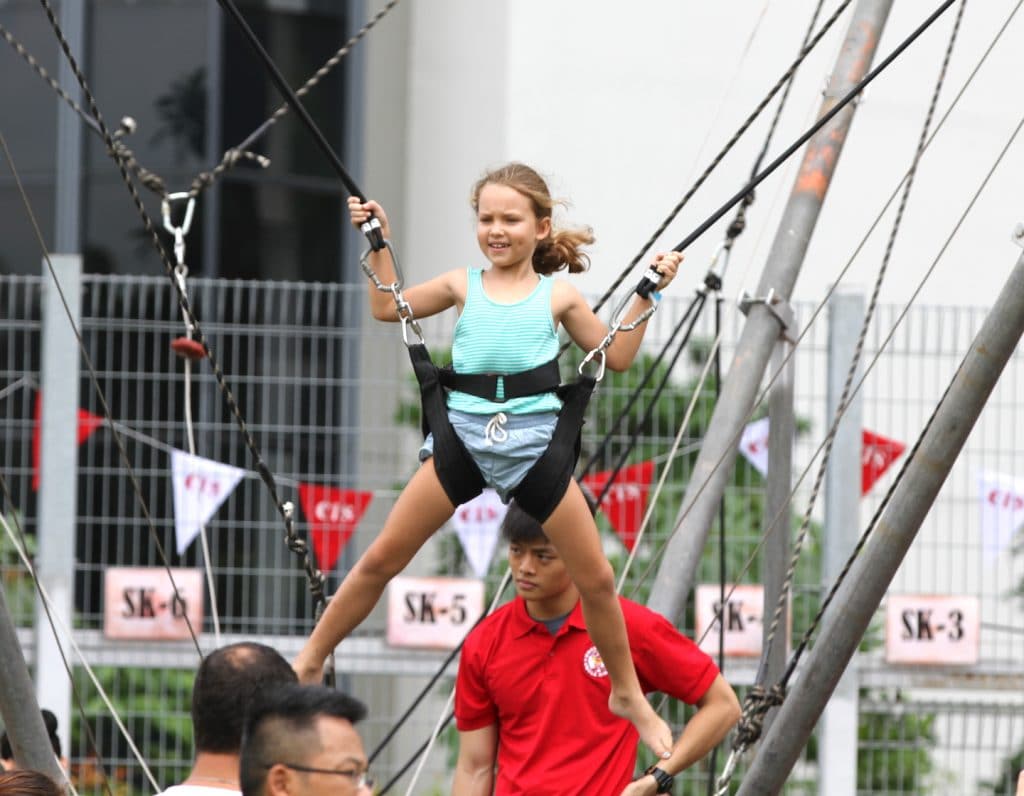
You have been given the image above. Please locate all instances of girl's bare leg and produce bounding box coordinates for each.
[294,459,455,682]
[542,479,673,758]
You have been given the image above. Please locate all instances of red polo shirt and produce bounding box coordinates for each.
[455,596,719,795]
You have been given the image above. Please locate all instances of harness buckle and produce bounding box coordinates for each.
[578,348,606,382]
[401,315,424,347]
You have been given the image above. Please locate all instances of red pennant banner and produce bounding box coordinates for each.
[861,429,906,495]
[581,460,655,551]
[297,484,373,573]
[32,393,105,490]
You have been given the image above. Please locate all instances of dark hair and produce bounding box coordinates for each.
[501,501,549,544]
[239,684,367,796]
[0,709,61,762]
[471,162,595,276]
[191,642,297,754]
[0,769,64,796]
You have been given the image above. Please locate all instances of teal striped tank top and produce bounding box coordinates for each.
[447,268,563,415]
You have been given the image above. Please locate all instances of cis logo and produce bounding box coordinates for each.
[314,500,356,523]
[987,489,1024,510]
[184,473,222,497]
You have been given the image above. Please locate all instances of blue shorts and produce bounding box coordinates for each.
[419,409,558,503]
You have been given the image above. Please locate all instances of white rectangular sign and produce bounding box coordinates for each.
[387,575,484,650]
[695,584,767,658]
[104,567,204,640]
[885,594,980,665]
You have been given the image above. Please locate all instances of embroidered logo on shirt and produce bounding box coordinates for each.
[582,645,609,678]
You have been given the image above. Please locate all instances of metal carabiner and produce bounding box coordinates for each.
[608,287,658,334]
[161,191,196,268]
[359,239,406,293]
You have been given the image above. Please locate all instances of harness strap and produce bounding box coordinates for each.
[511,375,597,524]
[408,343,486,507]
[438,359,561,403]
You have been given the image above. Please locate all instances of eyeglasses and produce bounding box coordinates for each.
[268,762,375,789]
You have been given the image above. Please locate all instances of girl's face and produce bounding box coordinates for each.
[475,183,551,271]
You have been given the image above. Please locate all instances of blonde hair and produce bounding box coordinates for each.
[471,163,594,276]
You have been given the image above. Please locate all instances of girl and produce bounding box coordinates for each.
[295,163,681,758]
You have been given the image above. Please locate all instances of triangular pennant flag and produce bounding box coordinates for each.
[861,428,906,495]
[297,483,373,573]
[738,417,770,478]
[32,392,105,490]
[451,489,507,578]
[170,449,245,555]
[580,460,655,551]
[977,471,1024,562]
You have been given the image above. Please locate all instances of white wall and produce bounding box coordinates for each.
[393,0,1023,310]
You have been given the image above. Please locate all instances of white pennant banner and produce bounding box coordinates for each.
[171,449,246,555]
[738,417,770,478]
[451,489,507,578]
[977,470,1024,562]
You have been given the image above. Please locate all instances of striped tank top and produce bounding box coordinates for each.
[447,268,562,415]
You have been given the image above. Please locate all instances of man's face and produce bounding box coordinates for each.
[508,539,574,604]
[267,716,371,796]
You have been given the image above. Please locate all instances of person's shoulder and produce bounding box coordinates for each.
[464,600,518,648]
[156,785,241,796]
[619,597,680,633]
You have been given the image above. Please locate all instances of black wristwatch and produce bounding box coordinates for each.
[643,764,674,793]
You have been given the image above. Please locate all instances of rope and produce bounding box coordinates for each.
[0,127,204,659]
[668,0,956,259]
[0,473,116,796]
[588,0,854,316]
[721,0,828,253]
[0,503,160,793]
[0,375,32,404]
[36,0,329,622]
[714,38,1024,796]
[370,571,511,789]
[578,291,706,479]
[626,0,1004,607]
[173,264,224,647]
[3,1,401,200]
[756,0,968,692]
[189,0,402,198]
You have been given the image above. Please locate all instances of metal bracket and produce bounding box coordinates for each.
[1012,223,1024,249]
[738,288,797,344]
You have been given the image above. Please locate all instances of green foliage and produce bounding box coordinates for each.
[0,509,37,625]
[71,666,194,795]
[856,691,936,791]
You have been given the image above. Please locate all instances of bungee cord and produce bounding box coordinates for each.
[625,0,1016,607]
[714,88,1024,796]
[588,0,852,316]
[0,127,205,660]
[358,0,962,771]
[713,5,971,786]
[36,0,331,634]
[8,0,1011,786]
[1,1,402,202]
[754,0,968,714]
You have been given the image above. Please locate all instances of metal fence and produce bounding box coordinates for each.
[2,272,1024,794]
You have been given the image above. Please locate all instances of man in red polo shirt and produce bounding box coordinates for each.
[452,503,740,795]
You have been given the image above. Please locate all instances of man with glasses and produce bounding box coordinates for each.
[239,684,372,796]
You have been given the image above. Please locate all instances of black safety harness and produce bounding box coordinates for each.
[362,242,660,523]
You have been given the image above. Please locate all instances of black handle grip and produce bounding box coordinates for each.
[635,266,663,299]
[361,218,386,252]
